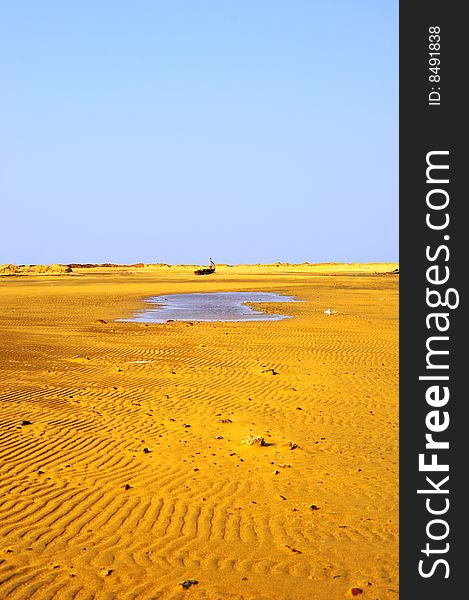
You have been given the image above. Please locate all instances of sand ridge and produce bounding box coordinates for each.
[0,265,398,599]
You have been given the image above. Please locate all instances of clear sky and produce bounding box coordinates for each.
[1,0,397,265]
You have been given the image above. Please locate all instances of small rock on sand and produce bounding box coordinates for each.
[241,435,266,446]
[178,579,198,589]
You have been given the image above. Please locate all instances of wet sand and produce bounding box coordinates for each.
[0,264,398,599]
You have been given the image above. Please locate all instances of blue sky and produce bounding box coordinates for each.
[1,0,398,265]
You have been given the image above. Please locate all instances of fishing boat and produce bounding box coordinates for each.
[194,258,216,275]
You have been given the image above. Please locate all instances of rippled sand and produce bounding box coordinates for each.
[0,264,398,599]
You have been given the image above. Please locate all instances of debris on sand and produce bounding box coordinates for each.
[21,420,33,426]
[241,435,266,446]
[220,418,232,424]
[143,447,152,453]
[285,545,302,554]
[281,441,299,450]
[309,504,320,511]
[350,588,363,596]
[123,483,132,491]
[261,368,279,375]
[99,568,113,577]
[178,579,198,589]
[324,308,338,316]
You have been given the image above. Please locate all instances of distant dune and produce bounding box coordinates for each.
[1,262,399,277]
[0,263,72,275]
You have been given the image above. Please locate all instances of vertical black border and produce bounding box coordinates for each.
[400,2,464,597]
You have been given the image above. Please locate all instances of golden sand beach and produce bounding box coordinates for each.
[0,264,398,599]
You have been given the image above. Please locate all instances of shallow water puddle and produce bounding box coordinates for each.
[120,292,298,323]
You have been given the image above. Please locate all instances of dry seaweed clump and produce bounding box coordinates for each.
[241,435,266,446]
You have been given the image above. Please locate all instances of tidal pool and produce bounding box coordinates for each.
[120,291,298,323]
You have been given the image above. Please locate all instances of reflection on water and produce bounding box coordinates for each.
[120,292,298,323]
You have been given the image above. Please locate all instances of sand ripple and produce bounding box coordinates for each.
[0,268,398,599]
